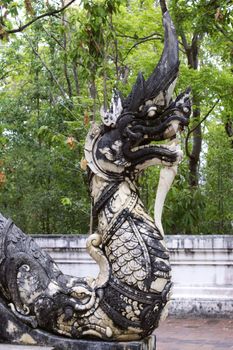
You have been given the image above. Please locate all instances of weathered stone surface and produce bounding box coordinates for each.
[34,234,233,317]
[0,341,156,350]
[0,300,155,349]
[0,346,53,350]
[0,340,155,350]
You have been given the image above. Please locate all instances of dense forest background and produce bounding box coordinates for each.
[0,0,232,234]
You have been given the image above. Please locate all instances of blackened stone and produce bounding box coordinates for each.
[0,346,53,350]
[0,300,156,350]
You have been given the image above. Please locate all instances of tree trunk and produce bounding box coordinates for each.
[182,32,202,187]
[72,60,80,95]
[189,104,202,187]
[89,76,97,121]
[62,0,73,99]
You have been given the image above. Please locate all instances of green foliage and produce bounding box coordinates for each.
[202,123,233,234]
[162,170,206,235]
[0,0,232,234]
[139,163,206,234]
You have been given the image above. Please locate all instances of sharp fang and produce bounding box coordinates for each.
[131,144,161,152]
[145,100,153,106]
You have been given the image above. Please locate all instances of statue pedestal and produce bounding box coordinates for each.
[0,300,156,350]
[0,338,156,350]
[0,337,156,350]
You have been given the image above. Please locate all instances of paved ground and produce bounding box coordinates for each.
[156,317,233,350]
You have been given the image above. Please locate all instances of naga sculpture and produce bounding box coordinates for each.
[0,6,191,345]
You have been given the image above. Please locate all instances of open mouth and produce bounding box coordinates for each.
[128,114,189,146]
[121,112,189,166]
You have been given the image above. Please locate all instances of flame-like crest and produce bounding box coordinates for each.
[101,9,179,126]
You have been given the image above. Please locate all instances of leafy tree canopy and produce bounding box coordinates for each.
[0,0,232,234]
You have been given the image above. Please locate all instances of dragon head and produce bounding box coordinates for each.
[85,11,191,181]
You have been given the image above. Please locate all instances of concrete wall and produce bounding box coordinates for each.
[166,235,233,317]
[33,234,233,318]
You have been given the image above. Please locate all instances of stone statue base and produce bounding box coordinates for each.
[0,298,156,350]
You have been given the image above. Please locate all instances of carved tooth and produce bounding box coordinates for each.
[135,309,140,316]
[148,110,156,117]
[148,106,157,117]
[159,301,171,322]
[106,326,113,338]
[145,99,153,106]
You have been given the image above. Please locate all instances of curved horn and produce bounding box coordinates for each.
[145,10,179,102]
[123,6,179,112]
[123,72,145,112]
[159,0,168,15]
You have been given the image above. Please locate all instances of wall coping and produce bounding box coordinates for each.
[31,234,233,250]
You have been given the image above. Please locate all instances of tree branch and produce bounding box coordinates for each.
[53,14,71,24]
[117,31,162,41]
[25,33,68,101]
[42,26,65,49]
[124,36,162,60]
[0,70,13,80]
[6,0,76,34]
[180,29,189,52]
[214,23,233,43]
[120,30,184,53]
[61,0,73,99]
[185,99,220,158]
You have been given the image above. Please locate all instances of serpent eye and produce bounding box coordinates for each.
[71,291,88,299]
[70,285,93,300]
[183,107,189,113]
[76,292,87,299]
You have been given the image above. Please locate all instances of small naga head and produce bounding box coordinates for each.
[85,11,191,181]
